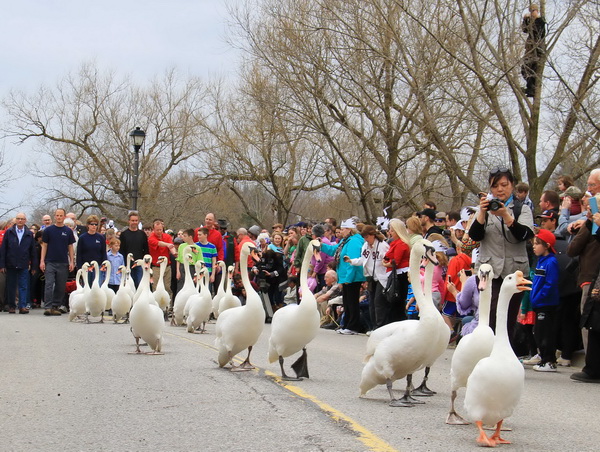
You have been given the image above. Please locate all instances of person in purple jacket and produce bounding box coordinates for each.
[529,228,560,372]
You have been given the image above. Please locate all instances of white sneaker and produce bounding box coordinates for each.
[533,362,557,372]
[338,329,358,335]
[522,353,541,365]
[557,357,571,367]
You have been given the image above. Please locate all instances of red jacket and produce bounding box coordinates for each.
[385,239,410,271]
[445,252,472,302]
[235,235,255,269]
[148,232,173,266]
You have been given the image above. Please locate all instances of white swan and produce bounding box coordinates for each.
[218,265,241,315]
[215,242,265,370]
[187,266,213,334]
[410,246,452,397]
[359,231,441,406]
[100,260,115,311]
[112,265,133,323]
[85,261,106,322]
[68,267,88,322]
[463,271,531,447]
[267,239,321,380]
[211,261,227,318]
[446,264,495,424]
[172,248,197,326]
[152,256,171,313]
[129,255,165,354]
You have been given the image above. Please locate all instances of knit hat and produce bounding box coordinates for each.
[535,229,556,254]
[248,225,261,237]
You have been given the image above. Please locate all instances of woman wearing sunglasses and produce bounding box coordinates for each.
[76,215,108,285]
[469,167,534,349]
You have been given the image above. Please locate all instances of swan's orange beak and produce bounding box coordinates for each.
[515,270,532,292]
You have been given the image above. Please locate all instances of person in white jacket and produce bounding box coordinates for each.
[345,224,390,329]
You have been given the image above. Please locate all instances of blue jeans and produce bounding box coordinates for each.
[130,266,143,288]
[6,268,29,309]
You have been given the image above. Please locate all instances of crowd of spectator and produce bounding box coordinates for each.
[1,168,599,383]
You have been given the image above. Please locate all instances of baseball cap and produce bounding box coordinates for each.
[417,208,437,221]
[535,210,559,221]
[535,228,556,253]
[560,186,583,200]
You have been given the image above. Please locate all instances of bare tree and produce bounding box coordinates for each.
[204,66,333,227]
[2,64,212,224]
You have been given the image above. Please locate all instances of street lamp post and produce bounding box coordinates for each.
[129,127,146,211]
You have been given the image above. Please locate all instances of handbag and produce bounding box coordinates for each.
[580,274,600,331]
[383,260,401,303]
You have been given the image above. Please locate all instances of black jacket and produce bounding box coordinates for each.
[0,226,37,270]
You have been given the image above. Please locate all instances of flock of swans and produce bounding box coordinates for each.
[67,225,532,447]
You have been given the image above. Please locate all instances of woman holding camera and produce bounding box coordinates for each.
[469,167,534,349]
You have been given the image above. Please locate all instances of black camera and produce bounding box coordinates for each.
[488,198,503,211]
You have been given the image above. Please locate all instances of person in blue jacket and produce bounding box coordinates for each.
[320,217,365,335]
[530,228,560,372]
[0,213,37,313]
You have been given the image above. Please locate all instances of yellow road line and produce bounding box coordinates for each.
[166,330,397,452]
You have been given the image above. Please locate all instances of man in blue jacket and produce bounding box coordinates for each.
[0,213,37,314]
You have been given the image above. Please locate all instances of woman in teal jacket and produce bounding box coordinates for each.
[321,218,365,334]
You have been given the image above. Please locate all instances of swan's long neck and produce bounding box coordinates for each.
[75,269,83,290]
[127,254,133,272]
[138,266,152,302]
[240,248,259,303]
[102,261,111,288]
[494,284,514,348]
[226,270,233,295]
[92,263,101,288]
[409,247,426,309]
[82,268,90,291]
[219,262,227,291]
[299,243,314,293]
[119,269,127,289]
[478,282,492,328]
[183,252,193,285]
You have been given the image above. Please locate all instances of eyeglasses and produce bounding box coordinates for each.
[434,219,445,223]
[88,223,98,226]
[489,166,510,177]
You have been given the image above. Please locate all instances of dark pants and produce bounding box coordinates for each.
[130,266,143,288]
[490,277,524,353]
[556,292,582,360]
[583,329,600,378]
[6,268,29,309]
[43,262,69,309]
[533,306,558,364]
[342,281,363,333]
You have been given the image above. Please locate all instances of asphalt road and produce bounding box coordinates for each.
[2,309,599,452]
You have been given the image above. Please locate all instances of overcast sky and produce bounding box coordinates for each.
[0,0,241,219]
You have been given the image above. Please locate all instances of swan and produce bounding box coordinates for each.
[112,265,133,323]
[85,261,106,323]
[100,260,116,311]
[172,248,198,326]
[211,261,227,318]
[410,244,452,397]
[215,242,265,370]
[129,255,165,354]
[218,265,241,315]
[186,266,213,334]
[153,256,171,314]
[359,231,441,407]
[68,267,88,321]
[267,239,321,380]
[446,264,495,424]
[463,271,531,447]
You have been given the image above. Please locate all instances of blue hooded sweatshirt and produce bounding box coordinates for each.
[530,253,560,309]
